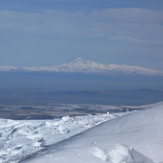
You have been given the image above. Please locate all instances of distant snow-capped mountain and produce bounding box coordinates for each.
[0,58,163,76]
[0,66,18,71]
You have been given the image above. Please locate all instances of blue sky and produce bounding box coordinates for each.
[1,0,163,70]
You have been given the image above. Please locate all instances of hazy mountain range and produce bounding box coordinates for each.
[0,58,163,91]
[1,58,163,76]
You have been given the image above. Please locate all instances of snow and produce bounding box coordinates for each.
[0,102,163,163]
[0,66,18,71]
[0,112,126,163]
[0,58,163,75]
[19,102,163,163]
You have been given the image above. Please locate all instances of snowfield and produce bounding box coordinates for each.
[1,102,163,163]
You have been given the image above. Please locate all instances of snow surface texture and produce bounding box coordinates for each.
[0,58,163,76]
[0,112,125,163]
[20,102,163,163]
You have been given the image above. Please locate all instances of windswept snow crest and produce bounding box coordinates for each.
[21,103,163,163]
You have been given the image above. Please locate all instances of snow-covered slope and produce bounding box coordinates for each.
[21,102,163,163]
[0,58,163,76]
[0,112,126,163]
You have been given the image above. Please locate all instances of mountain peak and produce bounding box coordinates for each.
[71,58,84,62]
[53,58,103,73]
[67,58,95,65]
[0,58,163,76]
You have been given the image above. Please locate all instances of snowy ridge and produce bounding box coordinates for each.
[0,58,163,76]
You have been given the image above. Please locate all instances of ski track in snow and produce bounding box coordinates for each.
[0,112,127,163]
